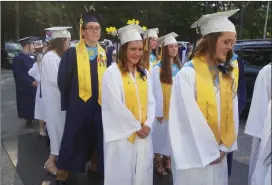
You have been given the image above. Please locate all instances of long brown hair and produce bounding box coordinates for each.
[143,38,152,69]
[47,38,68,57]
[160,45,182,84]
[189,32,236,96]
[188,32,234,77]
[118,42,146,78]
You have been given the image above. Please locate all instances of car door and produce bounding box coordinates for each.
[239,44,272,103]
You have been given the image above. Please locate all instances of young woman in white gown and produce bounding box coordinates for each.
[41,27,71,175]
[169,9,240,185]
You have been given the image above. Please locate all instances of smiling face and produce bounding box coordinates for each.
[126,40,144,65]
[82,22,101,42]
[215,32,236,62]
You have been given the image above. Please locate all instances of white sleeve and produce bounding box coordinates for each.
[150,66,163,117]
[43,54,60,88]
[245,65,271,138]
[102,68,141,143]
[144,71,156,130]
[28,62,40,82]
[169,68,220,169]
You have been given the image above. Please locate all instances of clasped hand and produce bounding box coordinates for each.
[136,125,150,139]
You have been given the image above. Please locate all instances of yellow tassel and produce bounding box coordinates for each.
[79,17,83,41]
[160,42,163,60]
[144,32,149,51]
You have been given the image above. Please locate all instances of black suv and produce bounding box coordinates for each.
[233,39,272,117]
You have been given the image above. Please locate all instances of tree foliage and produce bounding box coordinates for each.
[1,1,271,42]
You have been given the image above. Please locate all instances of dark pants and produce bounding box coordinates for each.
[227,152,233,177]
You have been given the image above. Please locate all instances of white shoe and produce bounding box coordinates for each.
[40,129,47,136]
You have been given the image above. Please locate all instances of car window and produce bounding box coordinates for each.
[240,47,272,66]
[5,43,22,51]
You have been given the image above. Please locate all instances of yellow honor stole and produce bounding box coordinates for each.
[161,83,172,120]
[121,70,148,144]
[193,56,239,148]
[75,40,107,105]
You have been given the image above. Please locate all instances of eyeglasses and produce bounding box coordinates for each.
[84,27,101,32]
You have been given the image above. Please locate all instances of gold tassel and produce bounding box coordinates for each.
[79,16,83,41]
[160,41,163,60]
[144,31,149,51]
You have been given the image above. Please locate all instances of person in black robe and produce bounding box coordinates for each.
[56,8,106,185]
[227,55,247,177]
[12,37,38,126]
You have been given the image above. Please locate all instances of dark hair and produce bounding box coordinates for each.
[160,45,182,84]
[117,42,146,78]
[47,38,68,57]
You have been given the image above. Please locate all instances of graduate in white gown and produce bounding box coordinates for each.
[142,28,159,71]
[41,27,71,175]
[250,100,271,185]
[168,9,240,185]
[244,63,271,185]
[102,24,156,185]
[28,39,47,136]
[151,32,182,176]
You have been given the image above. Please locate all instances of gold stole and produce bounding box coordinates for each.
[75,40,107,105]
[161,83,172,120]
[122,71,148,144]
[193,56,239,147]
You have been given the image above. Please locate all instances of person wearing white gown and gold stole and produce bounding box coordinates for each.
[102,24,156,185]
[151,32,182,176]
[168,9,240,185]
[245,63,271,185]
[142,28,159,71]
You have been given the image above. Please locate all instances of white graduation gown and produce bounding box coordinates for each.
[251,101,271,185]
[28,62,45,121]
[102,63,155,185]
[40,51,66,155]
[169,66,239,185]
[245,64,271,183]
[151,65,173,156]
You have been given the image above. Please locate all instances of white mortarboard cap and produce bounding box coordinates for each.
[44,26,72,40]
[118,24,144,46]
[143,28,159,39]
[157,32,179,46]
[34,40,43,48]
[191,9,240,36]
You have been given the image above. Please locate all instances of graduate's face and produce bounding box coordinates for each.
[29,43,35,54]
[215,32,236,62]
[167,43,179,57]
[149,37,158,50]
[112,54,116,63]
[126,41,144,65]
[63,38,70,51]
[83,22,101,42]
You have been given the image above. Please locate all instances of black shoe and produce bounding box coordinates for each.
[56,180,67,185]
[25,120,33,127]
[88,170,104,185]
